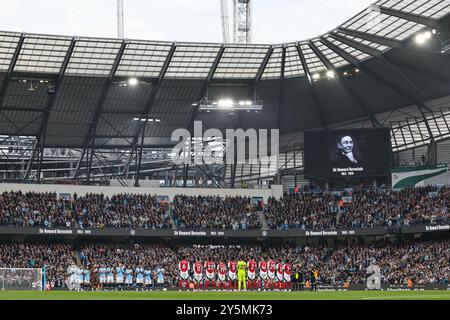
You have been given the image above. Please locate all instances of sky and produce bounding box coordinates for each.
[0,0,375,43]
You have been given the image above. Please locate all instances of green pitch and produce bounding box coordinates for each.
[0,290,450,300]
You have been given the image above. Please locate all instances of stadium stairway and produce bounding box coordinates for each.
[258,211,269,230]
[168,206,177,230]
[72,250,82,266]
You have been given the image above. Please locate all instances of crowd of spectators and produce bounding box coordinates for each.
[0,243,74,288]
[0,191,171,229]
[264,186,450,230]
[1,239,449,288]
[172,195,261,230]
[0,185,448,232]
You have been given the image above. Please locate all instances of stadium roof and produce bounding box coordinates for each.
[0,0,450,151]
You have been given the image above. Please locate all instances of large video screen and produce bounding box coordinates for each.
[304,128,391,179]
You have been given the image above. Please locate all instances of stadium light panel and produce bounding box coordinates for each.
[415,34,425,45]
[312,73,320,80]
[326,70,335,79]
[218,99,234,108]
[128,78,139,86]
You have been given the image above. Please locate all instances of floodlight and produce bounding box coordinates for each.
[218,99,233,107]
[415,33,426,45]
[128,78,139,86]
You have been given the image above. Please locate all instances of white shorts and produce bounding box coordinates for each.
[206,273,215,280]
[145,279,152,285]
[194,274,203,282]
[260,272,268,280]
[126,279,133,284]
[218,274,226,282]
[228,273,236,281]
[268,272,275,280]
[136,279,143,284]
[277,273,284,282]
[180,272,189,280]
[107,277,114,283]
[248,272,256,280]
[284,274,291,282]
[100,277,106,283]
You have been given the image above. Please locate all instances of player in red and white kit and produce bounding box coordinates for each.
[258,256,269,291]
[228,259,237,291]
[268,257,277,291]
[276,259,285,291]
[178,256,190,291]
[247,256,257,291]
[204,257,216,291]
[217,260,227,291]
[193,258,204,291]
[284,259,292,291]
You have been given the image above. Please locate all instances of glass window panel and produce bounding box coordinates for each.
[214,45,270,79]
[15,35,72,74]
[311,39,350,68]
[166,44,221,79]
[0,32,21,71]
[262,46,283,79]
[116,41,172,78]
[66,39,123,76]
[284,44,305,78]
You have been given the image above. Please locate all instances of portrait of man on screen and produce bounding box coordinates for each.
[330,134,364,168]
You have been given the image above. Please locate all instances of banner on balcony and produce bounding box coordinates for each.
[392,164,448,189]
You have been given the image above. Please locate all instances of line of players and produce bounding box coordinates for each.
[68,266,166,290]
[178,256,296,291]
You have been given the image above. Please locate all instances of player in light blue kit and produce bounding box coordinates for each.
[144,269,153,291]
[156,267,165,291]
[99,266,107,290]
[135,267,144,291]
[125,268,133,290]
[115,266,124,291]
[107,267,114,291]
[83,269,90,290]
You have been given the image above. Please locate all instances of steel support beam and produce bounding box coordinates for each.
[0,34,25,111]
[326,34,434,139]
[188,45,226,132]
[25,37,77,180]
[329,33,382,58]
[278,45,286,130]
[308,40,381,127]
[253,46,274,87]
[370,5,441,29]
[75,40,127,180]
[133,43,177,186]
[337,28,403,49]
[235,45,274,134]
[335,29,450,85]
[296,43,327,130]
